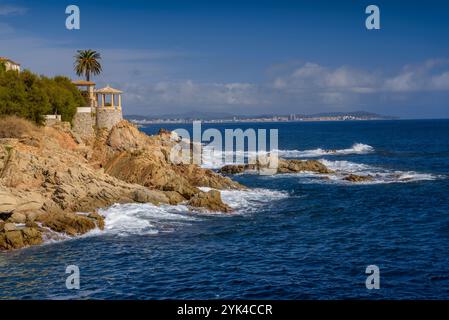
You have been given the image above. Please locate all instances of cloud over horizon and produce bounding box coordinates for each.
[1,0,449,118]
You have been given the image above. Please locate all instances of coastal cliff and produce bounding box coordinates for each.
[0,118,241,250]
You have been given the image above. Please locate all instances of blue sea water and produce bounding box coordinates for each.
[1,120,449,299]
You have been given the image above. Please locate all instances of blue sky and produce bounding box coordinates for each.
[1,0,449,118]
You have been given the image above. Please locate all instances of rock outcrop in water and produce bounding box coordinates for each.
[219,159,334,175]
[342,174,374,183]
[0,118,240,250]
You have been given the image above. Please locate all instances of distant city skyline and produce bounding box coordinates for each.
[1,0,449,118]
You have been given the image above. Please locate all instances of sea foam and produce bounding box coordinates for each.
[200,143,374,169]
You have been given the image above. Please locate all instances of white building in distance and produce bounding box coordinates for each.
[0,57,21,72]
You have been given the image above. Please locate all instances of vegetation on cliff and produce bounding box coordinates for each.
[0,65,86,124]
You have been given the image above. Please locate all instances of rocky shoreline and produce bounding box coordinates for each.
[0,118,373,251]
[0,119,241,250]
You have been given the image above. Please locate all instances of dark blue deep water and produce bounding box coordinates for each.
[1,120,449,299]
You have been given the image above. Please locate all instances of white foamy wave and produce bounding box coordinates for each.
[96,187,289,235]
[200,143,374,169]
[318,159,372,173]
[259,158,442,185]
[199,187,290,214]
[317,159,440,185]
[276,143,374,158]
[98,203,198,236]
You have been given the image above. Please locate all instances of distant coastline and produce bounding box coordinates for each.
[126,111,398,125]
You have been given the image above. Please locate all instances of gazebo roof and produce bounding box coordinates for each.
[95,85,123,94]
[72,80,96,86]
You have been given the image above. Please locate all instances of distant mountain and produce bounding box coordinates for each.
[125,111,234,120]
[125,110,397,121]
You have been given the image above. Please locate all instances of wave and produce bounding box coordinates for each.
[199,187,289,214]
[200,143,374,169]
[276,143,374,158]
[89,188,289,237]
[273,159,441,185]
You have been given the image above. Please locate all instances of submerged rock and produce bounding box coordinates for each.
[343,174,374,182]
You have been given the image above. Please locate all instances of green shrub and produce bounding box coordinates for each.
[0,67,86,125]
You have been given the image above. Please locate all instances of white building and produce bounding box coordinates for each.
[0,57,21,72]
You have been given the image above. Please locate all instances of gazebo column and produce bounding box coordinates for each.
[118,95,122,110]
[101,94,105,107]
[111,94,115,109]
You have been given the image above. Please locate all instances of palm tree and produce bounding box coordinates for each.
[74,50,102,81]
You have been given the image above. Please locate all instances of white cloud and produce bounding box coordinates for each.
[384,72,416,92]
[431,72,449,90]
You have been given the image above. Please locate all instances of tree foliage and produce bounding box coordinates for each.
[0,67,86,125]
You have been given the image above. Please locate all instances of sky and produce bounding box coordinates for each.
[1,0,449,118]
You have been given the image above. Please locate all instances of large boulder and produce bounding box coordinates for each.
[0,226,42,250]
[188,190,232,213]
[37,212,98,236]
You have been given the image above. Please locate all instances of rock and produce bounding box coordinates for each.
[133,189,169,205]
[106,121,147,151]
[2,230,24,249]
[21,227,42,246]
[25,221,39,228]
[25,211,39,223]
[219,159,333,175]
[8,212,26,224]
[88,212,105,230]
[4,222,16,232]
[188,190,232,212]
[162,181,199,199]
[0,190,44,213]
[219,165,246,174]
[0,118,245,250]
[158,128,171,135]
[37,212,96,236]
[278,159,333,174]
[164,191,186,205]
[343,174,374,182]
[0,227,43,250]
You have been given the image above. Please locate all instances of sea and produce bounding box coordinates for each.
[1,119,449,299]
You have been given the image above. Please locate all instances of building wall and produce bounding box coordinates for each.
[72,111,95,138]
[4,62,20,72]
[96,108,123,131]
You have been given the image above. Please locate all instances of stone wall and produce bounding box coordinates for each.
[96,108,123,131]
[72,111,95,138]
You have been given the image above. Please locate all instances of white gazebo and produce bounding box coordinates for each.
[94,85,123,110]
